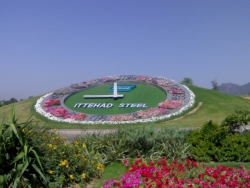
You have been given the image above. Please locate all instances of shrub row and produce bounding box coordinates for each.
[78,111,250,164]
[187,120,250,162]
[76,126,192,164]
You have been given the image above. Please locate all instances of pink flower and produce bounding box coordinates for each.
[158,100,184,109]
[44,99,60,107]
[123,159,129,167]
[102,158,250,187]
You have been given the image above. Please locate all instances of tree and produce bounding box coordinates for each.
[211,80,218,91]
[4,101,10,105]
[181,77,193,85]
[9,98,18,103]
[221,110,250,133]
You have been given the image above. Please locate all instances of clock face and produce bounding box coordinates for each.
[35,75,195,124]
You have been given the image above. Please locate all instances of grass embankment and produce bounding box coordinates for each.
[1,85,250,129]
[160,85,250,128]
[0,97,40,122]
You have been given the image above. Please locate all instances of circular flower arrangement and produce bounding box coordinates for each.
[34,75,195,125]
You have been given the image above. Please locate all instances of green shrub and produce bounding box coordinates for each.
[217,133,250,162]
[0,109,47,188]
[79,126,191,163]
[28,129,105,187]
[221,110,250,132]
[186,121,229,162]
[187,120,250,162]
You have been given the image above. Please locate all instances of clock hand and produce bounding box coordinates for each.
[113,82,118,98]
[83,82,124,99]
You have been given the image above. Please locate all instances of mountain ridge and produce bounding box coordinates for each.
[219,82,250,95]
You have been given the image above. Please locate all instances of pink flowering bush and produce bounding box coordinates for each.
[123,159,129,167]
[156,79,175,87]
[46,107,69,118]
[135,108,169,118]
[46,107,87,120]
[69,113,87,120]
[166,86,185,94]
[44,99,61,107]
[108,108,170,121]
[137,76,151,82]
[158,100,184,109]
[70,82,89,89]
[108,115,136,121]
[102,158,250,188]
[99,77,119,82]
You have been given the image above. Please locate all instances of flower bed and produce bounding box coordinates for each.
[45,106,87,120]
[135,108,170,118]
[34,75,195,124]
[44,99,61,107]
[107,115,136,121]
[156,79,175,87]
[166,86,185,94]
[158,100,184,109]
[102,158,250,188]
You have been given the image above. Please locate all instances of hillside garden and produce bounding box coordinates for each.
[1,86,250,187]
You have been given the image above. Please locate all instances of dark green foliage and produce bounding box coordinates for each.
[211,80,219,91]
[0,109,47,188]
[28,130,105,188]
[221,110,250,132]
[216,133,250,162]
[186,121,228,162]
[187,120,250,162]
[181,77,193,85]
[10,98,18,103]
[79,126,192,163]
[78,131,129,164]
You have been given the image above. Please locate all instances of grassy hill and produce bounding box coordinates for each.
[159,85,250,128]
[1,85,250,129]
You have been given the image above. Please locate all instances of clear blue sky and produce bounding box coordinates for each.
[1,0,250,100]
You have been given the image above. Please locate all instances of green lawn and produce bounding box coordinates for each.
[64,84,166,115]
[159,85,250,128]
[203,162,250,169]
[88,162,126,188]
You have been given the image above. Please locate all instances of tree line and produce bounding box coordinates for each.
[181,77,219,91]
[0,96,34,107]
[0,98,18,107]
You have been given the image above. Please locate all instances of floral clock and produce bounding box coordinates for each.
[35,75,195,124]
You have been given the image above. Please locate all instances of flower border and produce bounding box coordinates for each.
[34,75,195,125]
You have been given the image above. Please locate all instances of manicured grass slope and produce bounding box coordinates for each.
[0,97,40,122]
[1,85,250,129]
[160,85,250,128]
